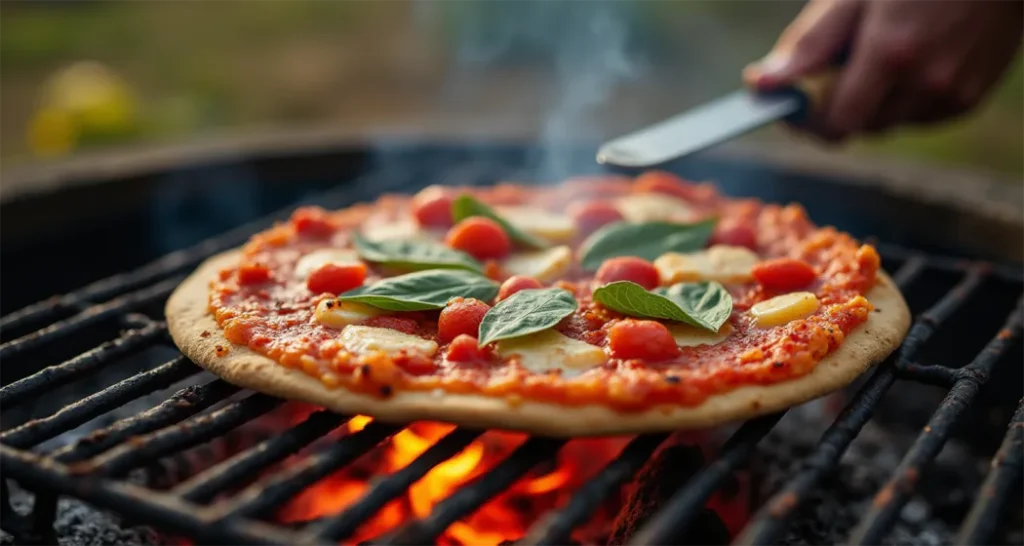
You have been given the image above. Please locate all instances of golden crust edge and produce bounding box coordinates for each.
[166,249,911,437]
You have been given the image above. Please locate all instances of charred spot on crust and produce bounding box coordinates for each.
[325,300,335,308]
[200,331,211,338]
[379,385,393,397]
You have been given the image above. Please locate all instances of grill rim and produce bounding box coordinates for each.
[1,165,1022,546]
[2,138,1021,267]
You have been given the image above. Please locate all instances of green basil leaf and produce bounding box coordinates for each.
[353,233,481,272]
[478,288,577,346]
[338,269,498,311]
[653,281,733,331]
[578,219,716,271]
[451,194,550,250]
[593,280,732,332]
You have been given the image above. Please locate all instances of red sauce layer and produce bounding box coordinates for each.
[208,175,879,411]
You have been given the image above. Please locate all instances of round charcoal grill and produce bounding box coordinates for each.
[0,134,1021,546]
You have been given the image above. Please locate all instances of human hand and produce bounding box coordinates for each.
[743,0,1022,141]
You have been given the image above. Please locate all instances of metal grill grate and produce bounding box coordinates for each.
[1,171,1021,546]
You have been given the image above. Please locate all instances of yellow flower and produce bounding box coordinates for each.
[28,107,77,157]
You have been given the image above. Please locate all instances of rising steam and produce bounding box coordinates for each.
[418,0,647,182]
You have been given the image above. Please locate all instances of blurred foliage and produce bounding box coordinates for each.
[0,0,1020,178]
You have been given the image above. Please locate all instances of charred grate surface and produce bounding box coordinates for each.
[1,171,1022,546]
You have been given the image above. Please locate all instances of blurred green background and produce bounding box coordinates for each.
[1,0,1020,177]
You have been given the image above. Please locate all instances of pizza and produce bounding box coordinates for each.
[167,171,910,436]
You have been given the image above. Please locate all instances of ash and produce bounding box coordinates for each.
[1,483,159,546]
[752,396,1013,546]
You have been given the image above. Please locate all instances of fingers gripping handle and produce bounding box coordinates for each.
[788,68,841,119]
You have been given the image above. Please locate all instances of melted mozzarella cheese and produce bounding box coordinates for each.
[669,323,735,347]
[361,217,429,242]
[339,325,438,357]
[750,291,820,328]
[315,300,383,329]
[496,330,606,376]
[294,249,361,280]
[502,245,573,283]
[495,206,576,242]
[615,193,695,223]
[654,245,760,285]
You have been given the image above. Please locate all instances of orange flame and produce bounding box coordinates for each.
[164,403,755,546]
[276,417,627,544]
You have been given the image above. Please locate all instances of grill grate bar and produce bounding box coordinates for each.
[0,166,415,338]
[848,297,1024,545]
[0,446,315,545]
[875,242,1022,283]
[87,393,283,477]
[0,278,180,361]
[0,356,198,449]
[384,437,567,545]
[895,362,960,387]
[50,379,240,463]
[521,433,669,546]
[627,414,784,546]
[175,410,350,504]
[956,400,1024,545]
[887,253,928,287]
[216,421,400,520]
[0,297,79,339]
[0,323,166,408]
[732,258,966,545]
[315,427,484,542]
[0,217,273,335]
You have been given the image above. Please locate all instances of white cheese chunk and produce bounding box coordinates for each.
[361,217,429,243]
[502,245,573,283]
[615,193,695,223]
[295,249,361,280]
[315,300,383,329]
[669,323,735,347]
[496,330,606,377]
[654,245,760,285]
[750,291,820,328]
[339,325,438,357]
[495,206,576,242]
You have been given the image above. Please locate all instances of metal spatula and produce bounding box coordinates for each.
[597,70,838,168]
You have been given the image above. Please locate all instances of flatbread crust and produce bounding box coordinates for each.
[166,250,910,437]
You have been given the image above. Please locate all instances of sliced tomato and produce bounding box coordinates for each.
[751,258,817,291]
[568,200,625,235]
[237,263,271,285]
[445,217,511,260]
[595,257,660,290]
[711,221,758,250]
[438,297,492,343]
[445,334,492,363]
[633,171,699,200]
[497,275,543,301]
[412,186,455,228]
[291,207,336,237]
[306,263,367,295]
[607,319,680,361]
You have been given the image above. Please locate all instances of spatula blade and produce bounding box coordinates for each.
[597,90,801,168]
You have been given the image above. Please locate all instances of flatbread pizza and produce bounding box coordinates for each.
[167,172,910,436]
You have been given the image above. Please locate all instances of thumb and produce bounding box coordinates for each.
[744,0,862,90]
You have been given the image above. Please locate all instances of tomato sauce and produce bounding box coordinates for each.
[209,179,878,412]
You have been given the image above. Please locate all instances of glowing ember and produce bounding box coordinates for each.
[276,416,629,544]
[245,409,754,546]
